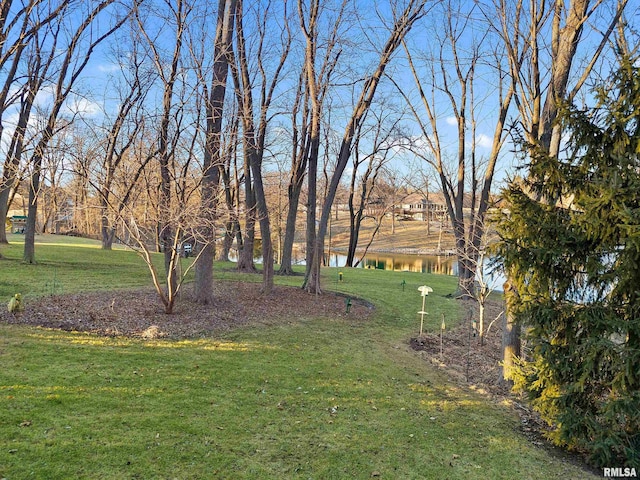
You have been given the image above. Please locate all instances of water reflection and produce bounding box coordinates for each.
[229,249,458,275]
[327,252,458,275]
[228,246,507,287]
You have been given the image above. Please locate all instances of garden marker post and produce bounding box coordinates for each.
[417,285,433,336]
[440,313,446,357]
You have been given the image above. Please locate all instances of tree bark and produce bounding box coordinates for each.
[237,0,289,292]
[194,0,237,304]
[500,279,521,386]
[236,161,257,272]
[304,0,427,293]
[23,164,40,263]
[278,183,303,274]
[22,0,123,263]
[278,68,309,275]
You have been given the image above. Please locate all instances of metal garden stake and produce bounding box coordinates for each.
[417,285,433,336]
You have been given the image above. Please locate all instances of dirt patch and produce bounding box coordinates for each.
[409,298,547,431]
[0,282,373,339]
[410,298,509,392]
[410,298,600,475]
[409,298,550,435]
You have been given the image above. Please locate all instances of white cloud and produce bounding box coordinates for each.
[64,96,102,117]
[475,133,492,149]
[0,111,20,150]
[34,84,56,109]
[445,116,457,126]
[97,63,121,73]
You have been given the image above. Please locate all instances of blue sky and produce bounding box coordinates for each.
[2,0,635,196]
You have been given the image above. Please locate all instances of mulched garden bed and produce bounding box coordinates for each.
[0,282,373,339]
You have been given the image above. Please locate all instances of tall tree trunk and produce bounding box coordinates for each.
[278,184,303,274]
[217,131,240,262]
[500,279,521,385]
[194,0,237,304]
[237,168,257,272]
[302,136,319,291]
[278,66,309,276]
[22,0,125,263]
[304,0,427,293]
[232,0,288,292]
[345,159,360,267]
[297,0,323,292]
[250,153,274,292]
[99,191,115,249]
[23,162,41,264]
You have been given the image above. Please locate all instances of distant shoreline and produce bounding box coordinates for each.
[327,247,457,257]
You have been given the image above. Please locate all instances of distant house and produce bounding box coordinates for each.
[51,196,74,233]
[397,192,447,222]
[6,215,27,233]
[5,192,27,232]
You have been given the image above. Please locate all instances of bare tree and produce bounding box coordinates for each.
[303,0,429,293]
[348,168,404,267]
[297,0,337,287]
[345,102,403,267]
[276,66,309,275]
[395,0,515,299]
[0,0,71,244]
[40,130,71,233]
[103,170,205,314]
[91,74,205,313]
[232,0,291,292]
[22,0,130,263]
[0,35,49,242]
[278,3,342,275]
[216,108,242,262]
[134,0,194,296]
[93,25,155,250]
[66,125,100,236]
[0,1,74,244]
[193,0,237,304]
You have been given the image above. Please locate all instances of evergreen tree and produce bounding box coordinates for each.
[495,55,640,468]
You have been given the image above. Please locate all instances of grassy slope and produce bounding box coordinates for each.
[327,215,457,253]
[0,235,594,479]
[0,234,158,298]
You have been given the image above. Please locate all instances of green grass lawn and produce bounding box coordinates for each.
[0,234,162,298]
[0,234,596,479]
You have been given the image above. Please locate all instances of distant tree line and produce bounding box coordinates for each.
[2,0,632,296]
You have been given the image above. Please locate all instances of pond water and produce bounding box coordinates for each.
[325,252,458,275]
[230,248,458,275]
[228,246,505,287]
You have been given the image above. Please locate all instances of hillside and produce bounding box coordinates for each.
[326,214,457,255]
